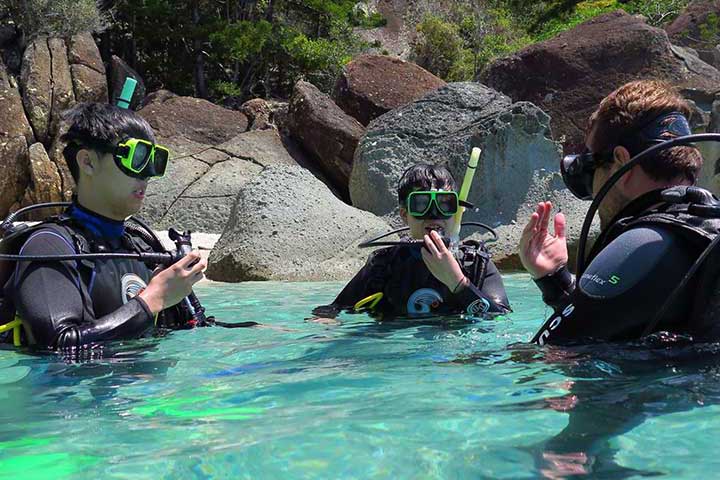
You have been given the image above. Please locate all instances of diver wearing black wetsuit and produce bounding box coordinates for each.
[532,192,702,345]
[315,240,510,319]
[2,203,186,349]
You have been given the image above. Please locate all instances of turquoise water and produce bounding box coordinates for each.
[2,273,720,479]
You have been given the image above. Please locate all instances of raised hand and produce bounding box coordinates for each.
[519,202,568,279]
[421,230,469,292]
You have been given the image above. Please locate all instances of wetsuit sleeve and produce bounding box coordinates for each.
[449,258,512,315]
[531,225,697,345]
[11,230,154,349]
[534,265,576,311]
[311,262,375,318]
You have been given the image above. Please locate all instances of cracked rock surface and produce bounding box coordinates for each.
[138,93,299,233]
[207,165,390,282]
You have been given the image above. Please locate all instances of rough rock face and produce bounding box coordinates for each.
[240,98,272,130]
[288,81,365,198]
[48,38,76,138]
[207,165,391,282]
[480,10,720,151]
[333,54,446,126]
[140,127,297,233]
[698,95,720,193]
[21,38,53,144]
[21,143,64,217]
[1,57,32,216]
[139,95,249,147]
[667,1,720,70]
[68,33,108,104]
[109,55,146,110]
[351,82,597,268]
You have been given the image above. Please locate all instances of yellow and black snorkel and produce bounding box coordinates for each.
[449,147,481,250]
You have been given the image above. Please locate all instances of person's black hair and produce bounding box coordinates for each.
[61,102,156,181]
[397,163,457,205]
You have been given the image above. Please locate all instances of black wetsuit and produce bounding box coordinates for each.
[314,240,511,319]
[2,204,185,349]
[531,188,719,345]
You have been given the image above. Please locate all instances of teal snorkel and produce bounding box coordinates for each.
[116,77,137,109]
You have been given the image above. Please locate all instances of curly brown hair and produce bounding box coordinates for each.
[587,80,702,183]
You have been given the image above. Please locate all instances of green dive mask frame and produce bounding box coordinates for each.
[107,138,170,179]
[407,190,459,218]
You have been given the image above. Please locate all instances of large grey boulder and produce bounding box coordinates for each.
[141,129,297,233]
[351,82,596,269]
[207,165,391,282]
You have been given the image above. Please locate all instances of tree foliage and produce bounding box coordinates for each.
[5,0,106,39]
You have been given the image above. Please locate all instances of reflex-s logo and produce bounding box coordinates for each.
[121,273,147,304]
[609,275,620,285]
[536,303,575,346]
[407,288,443,315]
[466,298,491,316]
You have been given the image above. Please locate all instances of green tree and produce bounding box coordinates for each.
[6,0,106,39]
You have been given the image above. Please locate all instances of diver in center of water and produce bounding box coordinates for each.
[0,102,207,352]
[312,163,511,321]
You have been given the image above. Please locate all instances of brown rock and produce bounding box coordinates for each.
[666,1,720,69]
[67,33,105,73]
[21,143,64,217]
[240,98,272,130]
[0,58,34,144]
[21,37,53,144]
[0,137,29,217]
[48,38,76,144]
[140,89,178,108]
[71,64,108,103]
[480,10,720,152]
[68,33,108,103]
[333,54,446,126]
[138,96,249,146]
[109,56,146,109]
[288,81,365,199]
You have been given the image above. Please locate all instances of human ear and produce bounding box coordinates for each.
[76,148,96,177]
[613,145,633,187]
[399,207,409,224]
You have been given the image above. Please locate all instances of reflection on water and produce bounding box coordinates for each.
[1,276,719,479]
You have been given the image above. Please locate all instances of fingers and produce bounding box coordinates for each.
[175,250,202,269]
[554,211,567,240]
[423,234,441,258]
[430,230,448,253]
[538,201,553,234]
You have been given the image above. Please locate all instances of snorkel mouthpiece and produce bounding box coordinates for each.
[116,77,137,109]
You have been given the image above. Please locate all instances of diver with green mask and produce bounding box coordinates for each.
[312,162,511,320]
[0,101,208,352]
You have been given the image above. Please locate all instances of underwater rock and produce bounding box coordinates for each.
[288,80,365,200]
[207,165,390,282]
[351,81,597,269]
[480,10,720,152]
[333,54,445,126]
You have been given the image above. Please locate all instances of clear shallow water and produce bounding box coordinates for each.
[2,273,720,479]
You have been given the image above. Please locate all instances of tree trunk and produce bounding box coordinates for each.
[193,0,208,98]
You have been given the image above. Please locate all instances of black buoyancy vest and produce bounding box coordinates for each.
[588,186,720,339]
[0,214,189,343]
